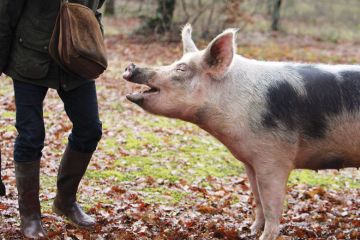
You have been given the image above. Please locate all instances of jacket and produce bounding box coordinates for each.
[0,0,105,91]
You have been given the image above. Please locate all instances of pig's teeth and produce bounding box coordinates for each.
[144,88,158,93]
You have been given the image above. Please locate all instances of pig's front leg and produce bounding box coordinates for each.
[255,161,292,240]
[244,163,265,234]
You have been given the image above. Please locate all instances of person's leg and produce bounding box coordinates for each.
[53,81,102,228]
[13,80,48,238]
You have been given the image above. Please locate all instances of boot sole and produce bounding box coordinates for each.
[52,204,94,230]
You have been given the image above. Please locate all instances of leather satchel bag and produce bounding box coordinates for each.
[49,0,107,80]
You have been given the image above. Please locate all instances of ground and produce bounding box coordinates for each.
[0,18,359,239]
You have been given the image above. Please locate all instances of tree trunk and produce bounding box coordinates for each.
[104,0,115,16]
[144,0,176,33]
[157,0,176,32]
[271,0,282,31]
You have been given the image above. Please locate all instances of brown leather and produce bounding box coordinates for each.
[15,161,47,239]
[53,145,95,228]
[49,2,107,80]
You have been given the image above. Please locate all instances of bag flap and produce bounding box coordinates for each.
[65,3,107,68]
[49,13,63,66]
[59,4,74,65]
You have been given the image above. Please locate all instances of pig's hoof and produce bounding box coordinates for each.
[259,234,278,240]
[250,221,265,234]
[259,226,280,240]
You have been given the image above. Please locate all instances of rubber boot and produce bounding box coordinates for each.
[52,145,95,228]
[15,161,47,239]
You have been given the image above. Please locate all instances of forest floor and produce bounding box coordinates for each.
[0,18,359,239]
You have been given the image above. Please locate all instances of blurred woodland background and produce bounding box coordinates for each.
[103,0,360,43]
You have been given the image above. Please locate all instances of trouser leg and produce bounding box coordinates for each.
[53,81,102,228]
[13,80,48,238]
[13,80,47,163]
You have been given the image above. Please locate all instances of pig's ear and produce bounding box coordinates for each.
[182,24,198,54]
[202,29,237,78]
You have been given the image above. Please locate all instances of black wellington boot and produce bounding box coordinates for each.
[15,161,47,239]
[52,145,95,228]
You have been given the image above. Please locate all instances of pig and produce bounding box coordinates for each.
[122,24,360,240]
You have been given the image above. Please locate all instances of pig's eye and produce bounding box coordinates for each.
[176,64,187,72]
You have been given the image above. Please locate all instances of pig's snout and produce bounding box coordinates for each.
[123,63,136,81]
[123,64,155,85]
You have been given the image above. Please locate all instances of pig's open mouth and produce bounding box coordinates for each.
[126,84,160,104]
[123,63,160,104]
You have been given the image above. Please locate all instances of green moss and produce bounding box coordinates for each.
[40,175,57,190]
[135,167,179,182]
[40,175,57,211]
[123,131,164,151]
[43,111,50,118]
[122,155,180,183]
[110,102,124,112]
[119,156,153,166]
[1,111,15,119]
[138,115,188,129]
[86,169,133,182]
[142,187,187,204]
[102,137,120,155]
[0,125,16,132]
[142,132,162,145]
[288,169,360,189]
[92,113,244,184]
[125,134,145,150]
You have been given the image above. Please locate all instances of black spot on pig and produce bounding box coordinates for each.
[299,66,342,115]
[299,66,342,137]
[339,71,360,112]
[262,66,358,138]
[261,81,300,131]
[262,114,277,128]
[306,155,346,170]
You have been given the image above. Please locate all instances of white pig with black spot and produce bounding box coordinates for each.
[123,24,360,240]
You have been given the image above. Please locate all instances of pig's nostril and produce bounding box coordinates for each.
[123,63,136,80]
[130,64,136,71]
[125,63,136,72]
[123,63,139,81]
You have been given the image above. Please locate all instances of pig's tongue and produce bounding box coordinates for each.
[126,93,144,103]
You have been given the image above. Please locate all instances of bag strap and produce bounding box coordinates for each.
[60,0,98,13]
[60,0,68,6]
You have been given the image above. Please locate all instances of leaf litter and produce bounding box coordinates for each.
[0,18,360,239]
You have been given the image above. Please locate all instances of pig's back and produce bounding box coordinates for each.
[260,63,360,137]
[258,63,360,169]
